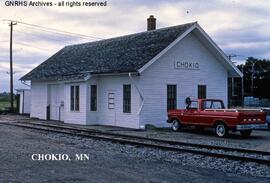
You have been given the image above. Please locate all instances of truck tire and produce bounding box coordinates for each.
[171,119,181,132]
[240,130,252,137]
[215,123,228,137]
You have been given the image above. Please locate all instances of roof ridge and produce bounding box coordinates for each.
[21,21,197,81]
[66,21,197,48]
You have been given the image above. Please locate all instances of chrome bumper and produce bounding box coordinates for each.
[237,123,268,130]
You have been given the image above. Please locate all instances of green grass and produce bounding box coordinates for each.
[0,101,11,110]
[0,96,16,110]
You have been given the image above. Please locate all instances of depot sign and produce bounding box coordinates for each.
[174,61,200,70]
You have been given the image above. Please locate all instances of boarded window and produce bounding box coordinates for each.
[198,85,206,99]
[123,85,131,113]
[167,85,177,111]
[108,93,115,109]
[91,85,97,111]
[70,85,80,111]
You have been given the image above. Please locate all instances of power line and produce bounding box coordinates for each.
[17,24,94,41]
[17,24,87,40]
[14,29,75,44]
[0,39,56,52]
[0,42,55,52]
[2,19,104,40]
[15,42,55,52]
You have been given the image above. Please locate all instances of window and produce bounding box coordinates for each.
[203,100,224,110]
[203,100,212,109]
[167,85,177,111]
[70,86,74,111]
[212,101,223,109]
[108,93,115,109]
[198,85,206,99]
[91,85,97,111]
[188,101,198,110]
[123,85,131,113]
[70,85,79,111]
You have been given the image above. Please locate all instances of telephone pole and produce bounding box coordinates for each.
[9,21,17,112]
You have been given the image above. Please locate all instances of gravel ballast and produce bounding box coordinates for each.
[0,124,269,182]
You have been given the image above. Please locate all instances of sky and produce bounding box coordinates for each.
[0,0,270,92]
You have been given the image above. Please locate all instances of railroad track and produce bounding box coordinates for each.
[2,121,270,165]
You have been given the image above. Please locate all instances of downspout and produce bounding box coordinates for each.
[128,72,145,116]
[22,90,24,114]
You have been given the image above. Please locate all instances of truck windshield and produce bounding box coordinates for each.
[203,100,224,110]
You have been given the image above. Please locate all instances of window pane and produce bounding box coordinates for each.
[203,101,212,109]
[108,93,115,109]
[91,85,97,111]
[75,86,80,111]
[198,85,206,99]
[167,85,177,111]
[212,101,223,109]
[189,101,198,109]
[70,86,74,111]
[123,85,131,113]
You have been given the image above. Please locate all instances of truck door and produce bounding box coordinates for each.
[200,100,224,125]
[182,101,200,124]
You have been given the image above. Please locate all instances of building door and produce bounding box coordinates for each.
[107,91,116,125]
[49,84,64,121]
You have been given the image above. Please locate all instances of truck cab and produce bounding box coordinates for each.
[167,99,267,137]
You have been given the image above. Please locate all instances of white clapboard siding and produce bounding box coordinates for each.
[64,82,88,125]
[30,82,48,119]
[17,89,31,114]
[23,90,31,114]
[91,75,141,129]
[138,32,228,127]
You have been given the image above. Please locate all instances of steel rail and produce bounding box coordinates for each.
[15,121,270,156]
[1,122,270,165]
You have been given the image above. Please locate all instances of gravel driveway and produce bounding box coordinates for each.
[0,124,270,183]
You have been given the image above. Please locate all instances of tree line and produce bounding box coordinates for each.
[236,57,270,98]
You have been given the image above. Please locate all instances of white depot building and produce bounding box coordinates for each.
[21,16,242,128]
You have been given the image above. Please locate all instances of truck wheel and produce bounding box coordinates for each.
[240,130,252,137]
[215,123,228,137]
[172,119,181,132]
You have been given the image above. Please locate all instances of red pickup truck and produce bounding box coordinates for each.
[167,99,267,137]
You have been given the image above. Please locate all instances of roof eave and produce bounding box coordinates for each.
[194,24,243,78]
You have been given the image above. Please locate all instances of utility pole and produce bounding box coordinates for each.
[9,21,17,112]
[227,55,237,107]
